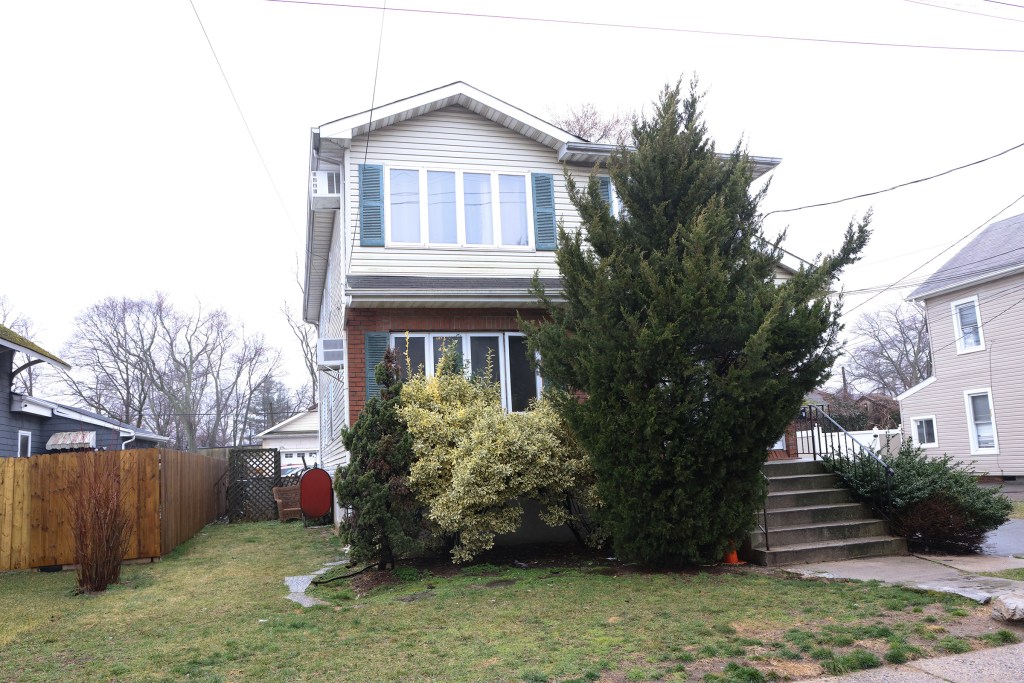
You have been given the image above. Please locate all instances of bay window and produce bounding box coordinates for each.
[391,332,541,411]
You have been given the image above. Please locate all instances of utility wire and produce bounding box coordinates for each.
[982,0,1024,9]
[931,285,1024,354]
[905,0,1024,23]
[264,0,1024,53]
[844,245,1024,295]
[764,140,1024,217]
[188,0,299,236]
[844,189,1024,314]
[346,0,388,274]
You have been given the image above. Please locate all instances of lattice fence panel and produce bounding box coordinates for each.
[226,448,281,523]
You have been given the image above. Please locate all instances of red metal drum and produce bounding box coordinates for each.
[299,468,333,519]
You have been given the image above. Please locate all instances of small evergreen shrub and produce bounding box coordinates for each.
[335,349,435,569]
[827,439,1011,553]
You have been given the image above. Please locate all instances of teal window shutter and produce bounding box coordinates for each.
[598,176,612,212]
[531,173,556,251]
[359,164,385,247]
[364,332,390,400]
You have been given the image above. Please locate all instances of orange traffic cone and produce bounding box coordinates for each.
[722,541,744,565]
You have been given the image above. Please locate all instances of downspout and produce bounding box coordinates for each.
[121,430,137,450]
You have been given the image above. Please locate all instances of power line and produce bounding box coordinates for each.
[982,0,1024,9]
[905,0,1024,23]
[346,0,388,274]
[264,0,1024,54]
[931,285,1024,355]
[188,0,299,236]
[764,140,1024,217]
[844,245,1024,295]
[843,189,1024,314]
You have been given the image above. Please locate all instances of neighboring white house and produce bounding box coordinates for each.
[300,81,788,478]
[898,212,1024,477]
[255,409,320,470]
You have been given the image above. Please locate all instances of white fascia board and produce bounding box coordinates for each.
[896,376,937,402]
[10,394,53,417]
[0,338,71,370]
[319,82,577,149]
[910,263,1024,302]
[347,290,564,308]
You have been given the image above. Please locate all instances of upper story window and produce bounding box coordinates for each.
[951,295,984,354]
[964,388,997,454]
[391,332,541,412]
[386,168,533,248]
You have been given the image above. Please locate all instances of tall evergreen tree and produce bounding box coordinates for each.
[525,81,870,564]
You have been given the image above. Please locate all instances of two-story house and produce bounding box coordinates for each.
[301,82,785,474]
[898,212,1024,477]
[1,323,169,455]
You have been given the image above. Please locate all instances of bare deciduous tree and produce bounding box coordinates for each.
[62,293,298,450]
[283,300,318,403]
[1,295,42,395]
[549,103,631,144]
[845,302,932,397]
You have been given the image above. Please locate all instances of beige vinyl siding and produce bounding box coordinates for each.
[346,105,594,278]
[318,212,349,473]
[900,271,1024,475]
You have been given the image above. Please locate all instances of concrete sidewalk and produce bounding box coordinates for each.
[804,642,1024,682]
[787,553,1024,603]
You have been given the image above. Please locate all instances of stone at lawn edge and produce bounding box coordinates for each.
[991,593,1024,622]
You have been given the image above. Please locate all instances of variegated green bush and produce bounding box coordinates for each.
[399,352,601,563]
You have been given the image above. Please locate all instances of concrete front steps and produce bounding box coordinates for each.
[747,459,907,566]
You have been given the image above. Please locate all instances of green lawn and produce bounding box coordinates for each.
[0,523,1020,683]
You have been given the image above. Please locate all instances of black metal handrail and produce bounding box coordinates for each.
[800,404,894,522]
[757,471,770,551]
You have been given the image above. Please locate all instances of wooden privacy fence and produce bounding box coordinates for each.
[0,449,227,572]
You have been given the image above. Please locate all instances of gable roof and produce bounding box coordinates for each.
[0,323,70,370]
[255,409,318,438]
[910,212,1024,301]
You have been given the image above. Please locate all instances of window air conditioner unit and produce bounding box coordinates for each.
[317,338,346,369]
[311,171,341,197]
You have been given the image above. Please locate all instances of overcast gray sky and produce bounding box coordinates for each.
[2,0,1023,389]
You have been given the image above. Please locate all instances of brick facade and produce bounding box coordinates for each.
[347,307,547,422]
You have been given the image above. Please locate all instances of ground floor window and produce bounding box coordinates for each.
[910,416,937,448]
[391,331,541,411]
[281,450,319,466]
[17,430,31,457]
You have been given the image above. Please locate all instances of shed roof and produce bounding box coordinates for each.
[0,323,70,369]
[910,212,1024,301]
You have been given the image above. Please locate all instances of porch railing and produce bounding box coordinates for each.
[799,404,895,522]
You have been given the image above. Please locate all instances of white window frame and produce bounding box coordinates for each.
[389,331,542,412]
[17,430,31,457]
[963,388,998,455]
[383,165,535,250]
[951,295,985,355]
[910,415,938,448]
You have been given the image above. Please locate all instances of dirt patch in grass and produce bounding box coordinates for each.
[1011,501,1024,520]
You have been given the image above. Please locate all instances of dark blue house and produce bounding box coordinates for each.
[1,324,169,457]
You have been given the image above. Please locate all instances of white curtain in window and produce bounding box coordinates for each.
[499,175,528,246]
[390,169,420,242]
[464,173,493,245]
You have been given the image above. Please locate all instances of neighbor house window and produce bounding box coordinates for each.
[964,389,997,454]
[911,416,937,448]
[391,332,541,412]
[17,430,31,457]
[385,167,533,248]
[951,296,984,354]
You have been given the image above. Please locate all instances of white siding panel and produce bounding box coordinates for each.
[318,212,350,473]
[347,105,600,278]
[900,272,1024,475]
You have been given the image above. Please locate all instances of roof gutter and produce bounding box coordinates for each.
[910,263,1024,302]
